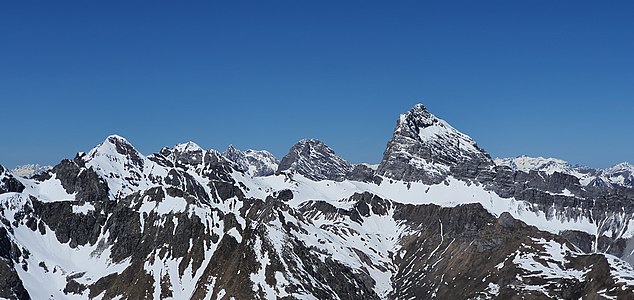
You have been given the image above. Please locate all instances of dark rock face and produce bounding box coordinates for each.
[0,176,25,195]
[52,160,110,203]
[0,228,29,300]
[376,104,494,184]
[105,135,145,169]
[278,139,353,181]
[483,164,634,260]
[345,164,376,182]
[223,145,249,172]
[0,166,25,194]
[298,192,634,299]
[0,261,29,300]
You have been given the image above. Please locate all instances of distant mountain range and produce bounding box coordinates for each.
[1,104,633,299]
[495,156,634,189]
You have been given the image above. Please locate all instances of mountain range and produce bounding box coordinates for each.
[1,104,634,299]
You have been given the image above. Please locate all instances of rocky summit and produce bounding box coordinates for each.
[1,104,634,300]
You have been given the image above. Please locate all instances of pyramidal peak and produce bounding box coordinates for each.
[377,103,493,184]
[86,134,144,165]
[80,135,151,199]
[277,138,352,181]
[395,104,482,154]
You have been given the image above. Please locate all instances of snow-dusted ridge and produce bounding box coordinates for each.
[10,164,52,178]
[496,155,634,188]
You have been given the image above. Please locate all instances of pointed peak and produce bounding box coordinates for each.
[106,134,129,142]
[97,134,139,154]
[412,103,428,112]
[278,138,351,181]
[224,144,243,155]
[377,103,493,183]
[102,134,137,149]
[87,134,143,163]
[297,138,324,145]
[174,141,203,153]
[223,145,246,167]
[398,103,435,126]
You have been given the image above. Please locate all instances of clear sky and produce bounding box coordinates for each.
[1,1,632,169]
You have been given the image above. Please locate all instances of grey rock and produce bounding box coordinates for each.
[223,145,279,177]
[345,164,376,182]
[376,104,494,184]
[277,139,352,181]
[0,167,25,194]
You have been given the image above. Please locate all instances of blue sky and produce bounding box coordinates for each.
[1,1,632,168]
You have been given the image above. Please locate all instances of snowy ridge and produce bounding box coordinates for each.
[10,164,52,178]
[494,156,578,174]
[223,145,279,177]
[495,156,634,188]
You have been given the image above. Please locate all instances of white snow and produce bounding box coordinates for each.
[19,174,76,202]
[72,202,95,214]
[495,156,634,188]
[10,164,52,178]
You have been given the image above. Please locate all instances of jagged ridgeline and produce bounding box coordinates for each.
[1,104,634,300]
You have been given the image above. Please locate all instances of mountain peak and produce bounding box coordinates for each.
[83,135,147,199]
[494,156,572,173]
[174,141,204,153]
[277,139,352,181]
[10,164,52,178]
[297,138,324,146]
[88,134,142,162]
[223,145,279,177]
[223,145,248,171]
[105,134,129,143]
[609,162,634,172]
[224,144,243,159]
[377,104,493,183]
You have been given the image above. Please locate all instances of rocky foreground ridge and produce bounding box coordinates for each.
[1,104,634,299]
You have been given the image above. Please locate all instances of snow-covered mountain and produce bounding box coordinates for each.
[223,145,279,177]
[495,156,634,188]
[10,164,52,178]
[1,104,634,299]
